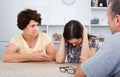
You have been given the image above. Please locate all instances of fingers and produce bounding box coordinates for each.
[39,54,51,62]
[31,51,51,62]
[80,56,87,63]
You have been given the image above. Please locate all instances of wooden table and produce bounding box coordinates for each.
[0,61,77,77]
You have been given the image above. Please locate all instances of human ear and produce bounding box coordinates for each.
[114,15,120,28]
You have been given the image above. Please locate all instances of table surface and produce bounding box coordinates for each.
[0,61,77,77]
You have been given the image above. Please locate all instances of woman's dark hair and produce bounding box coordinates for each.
[63,20,96,41]
[63,20,83,41]
[17,9,41,30]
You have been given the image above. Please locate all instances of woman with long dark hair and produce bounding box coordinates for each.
[56,20,99,63]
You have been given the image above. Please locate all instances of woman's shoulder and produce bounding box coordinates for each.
[10,35,22,41]
[9,35,22,47]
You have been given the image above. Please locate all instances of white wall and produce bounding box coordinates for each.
[49,0,89,25]
[21,0,89,25]
[0,0,22,41]
[21,0,51,25]
[0,0,89,41]
[0,0,22,59]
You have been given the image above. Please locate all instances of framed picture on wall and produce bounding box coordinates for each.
[91,0,108,7]
[91,0,98,7]
[98,0,107,7]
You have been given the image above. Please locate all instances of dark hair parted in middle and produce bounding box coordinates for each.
[17,9,41,30]
[63,20,83,41]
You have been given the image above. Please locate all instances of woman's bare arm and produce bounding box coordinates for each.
[55,36,66,63]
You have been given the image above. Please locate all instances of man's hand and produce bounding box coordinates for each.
[80,56,87,63]
[75,65,86,77]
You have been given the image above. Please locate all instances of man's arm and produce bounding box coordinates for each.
[75,65,86,77]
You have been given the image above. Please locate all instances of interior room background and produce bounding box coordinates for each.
[0,0,110,60]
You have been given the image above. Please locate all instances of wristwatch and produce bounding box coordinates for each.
[61,0,76,5]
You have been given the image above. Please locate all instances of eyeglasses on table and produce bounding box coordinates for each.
[59,66,76,74]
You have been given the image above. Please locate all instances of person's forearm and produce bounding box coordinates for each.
[75,65,86,77]
[81,34,90,56]
[48,52,56,61]
[2,53,31,63]
[81,27,90,59]
[55,36,66,63]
